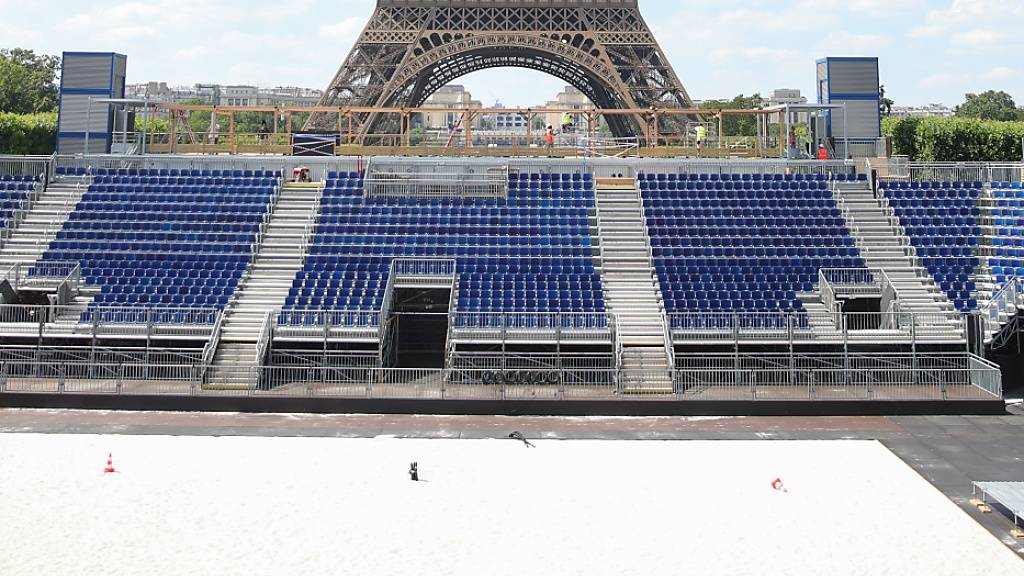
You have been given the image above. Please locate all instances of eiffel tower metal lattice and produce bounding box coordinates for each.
[308,0,695,142]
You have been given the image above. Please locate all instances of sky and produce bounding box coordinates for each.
[1,0,1021,108]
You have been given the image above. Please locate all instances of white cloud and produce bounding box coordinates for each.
[174,46,210,61]
[109,26,157,40]
[910,0,1024,48]
[983,67,1017,80]
[820,31,890,53]
[319,16,367,40]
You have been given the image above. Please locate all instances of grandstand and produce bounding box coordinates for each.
[0,154,1014,411]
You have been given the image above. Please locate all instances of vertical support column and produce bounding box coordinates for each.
[170,108,178,153]
[228,112,236,154]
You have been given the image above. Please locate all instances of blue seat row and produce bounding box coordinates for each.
[643,177,863,313]
[639,172,864,182]
[880,182,980,311]
[37,174,275,317]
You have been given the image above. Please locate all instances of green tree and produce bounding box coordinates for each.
[701,93,763,136]
[0,111,57,154]
[955,90,1023,121]
[0,48,60,114]
[882,116,1024,161]
[409,127,428,145]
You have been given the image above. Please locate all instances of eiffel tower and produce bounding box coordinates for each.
[308,0,695,142]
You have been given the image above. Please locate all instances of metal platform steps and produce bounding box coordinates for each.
[594,177,674,392]
[0,177,90,268]
[831,181,964,343]
[208,181,323,386]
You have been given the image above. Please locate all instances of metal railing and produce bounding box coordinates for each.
[979,274,1023,341]
[0,353,1000,401]
[253,310,275,366]
[451,312,611,333]
[364,158,509,199]
[275,309,380,329]
[391,258,457,278]
[0,155,50,182]
[637,158,858,178]
[0,304,220,343]
[874,159,1024,184]
[578,136,640,159]
[669,311,962,344]
[817,267,902,328]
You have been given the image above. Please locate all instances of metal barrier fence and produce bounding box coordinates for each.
[979,275,1022,343]
[392,258,457,277]
[53,154,367,183]
[0,304,219,339]
[364,158,509,199]
[0,155,51,181]
[0,355,1001,400]
[637,158,858,177]
[874,159,1024,183]
[669,311,962,343]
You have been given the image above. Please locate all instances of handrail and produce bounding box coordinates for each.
[379,259,399,332]
[298,181,324,266]
[612,313,623,376]
[253,310,274,365]
[443,272,460,370]
[978,274,1022,339]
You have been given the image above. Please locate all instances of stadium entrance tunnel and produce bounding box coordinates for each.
[837,297,883,330]
[385,288,452,369]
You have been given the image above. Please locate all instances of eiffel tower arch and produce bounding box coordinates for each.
[308,0,695,143]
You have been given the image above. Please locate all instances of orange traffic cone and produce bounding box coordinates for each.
[103,452,116,474]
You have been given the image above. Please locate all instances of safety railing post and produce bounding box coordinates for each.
[788,313,795,387]
[733,313,740,389]
[842,314,849,386]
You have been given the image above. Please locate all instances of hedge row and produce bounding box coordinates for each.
[0,111,57,155]
[882,116,1024,162]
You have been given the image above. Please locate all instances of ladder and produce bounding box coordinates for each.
[445,112,466,148]
[176,110,197,145]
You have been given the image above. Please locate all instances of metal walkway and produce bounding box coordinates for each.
[973,482,1024,526]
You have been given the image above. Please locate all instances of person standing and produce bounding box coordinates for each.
[696,125,707,157]
[545,125,555,155]
[258,120,270,145]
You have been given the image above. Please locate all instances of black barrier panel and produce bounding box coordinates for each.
[293,134,339,156]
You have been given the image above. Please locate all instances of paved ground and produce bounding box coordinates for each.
[2,407,1023,557]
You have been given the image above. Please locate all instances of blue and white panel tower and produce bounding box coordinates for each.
[56,52,127,154]
[816,57,880,155]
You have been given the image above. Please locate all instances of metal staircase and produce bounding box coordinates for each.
[831,181,964,342]
[594,177,674,392]
[209,181,323,383]
[0,177,89,268]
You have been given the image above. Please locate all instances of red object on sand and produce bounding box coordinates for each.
[771,477,787,492]
[103,453,116,474]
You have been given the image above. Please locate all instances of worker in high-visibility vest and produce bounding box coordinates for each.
[817,142,829,161]
[696,125,707,156]
[561,112,573,134]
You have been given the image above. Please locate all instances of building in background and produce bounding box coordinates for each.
[492,101,528,132]
[542,86,595,130]
[765,89,807,107]
[124,82,324,107]
[417,85,483,130]
[891,104,954,118]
